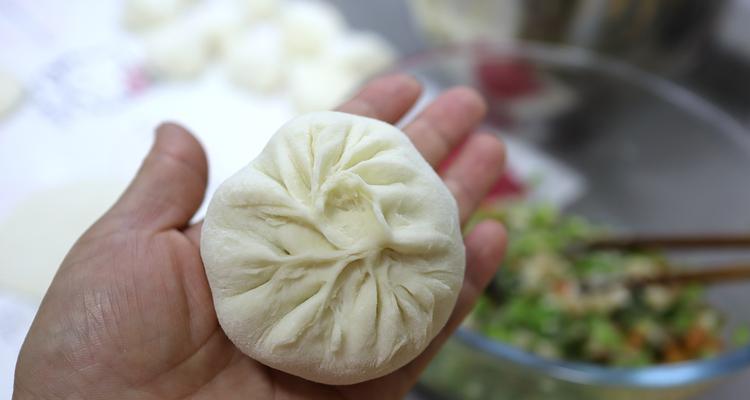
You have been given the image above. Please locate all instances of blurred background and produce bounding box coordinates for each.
[2,0,750,399]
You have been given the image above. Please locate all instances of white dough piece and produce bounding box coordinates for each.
[324,31,396,80]
[224,24,286,92]
[289,61,358,112]
[201,111,465,385]
[143,20,211,80]
[122,0,190,31]
[0,181,126,299]
[184,0,247,57]
[240,0,280,21]
[280,0,346,58]
[0,68,23,119]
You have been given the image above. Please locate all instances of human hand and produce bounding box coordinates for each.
[13,74,506,400]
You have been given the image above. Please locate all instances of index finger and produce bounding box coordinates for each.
[337,74,422,123]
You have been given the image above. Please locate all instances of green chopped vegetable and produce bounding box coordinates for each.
[733,325,750,347]
[468,201,733,366]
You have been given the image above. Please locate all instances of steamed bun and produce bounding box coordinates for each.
[201,111,465,385]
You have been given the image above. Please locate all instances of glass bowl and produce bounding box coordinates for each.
[395,43,750,400]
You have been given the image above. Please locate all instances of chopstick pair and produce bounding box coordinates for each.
[582,234,750,287]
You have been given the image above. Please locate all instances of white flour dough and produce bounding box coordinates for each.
[241,0,280,21]
[0,181,126,299]
[280,0,345,58]
[144,20,211,80]
[185,0,247,57]
[201,111,465,385]
[122,0,190,31]
[224,24,286,92]
[0,68,23,119]
[324,32,396,79]
[289,61,358,112]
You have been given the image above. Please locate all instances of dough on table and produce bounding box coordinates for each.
[324,31,396,80]
[280,0,346,58]
[201,111,465,385]
[184,0,248,58]
[0,181,126,300]
[143,20,211,80]
[240,0,280,21]
[122,0,190,31]
[0,68,23,119]
[288,60,358,112]
[224,24,286,92]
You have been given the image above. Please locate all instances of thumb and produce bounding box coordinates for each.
[107,122,208,232]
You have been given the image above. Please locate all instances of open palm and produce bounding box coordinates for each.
[14,75,506,400]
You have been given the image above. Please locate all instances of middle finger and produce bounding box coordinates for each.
[404,87,487,167]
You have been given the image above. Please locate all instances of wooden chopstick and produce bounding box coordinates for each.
[586,234,750,251]
[631,263,750,287]
[574,234,750,287]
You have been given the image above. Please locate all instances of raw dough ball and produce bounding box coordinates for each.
[281,0,345,58]
[224,24,286,92]
[0,68,23,119]
[185,0,247,57]
[240,0,280,21]
[0,181,126,299]
[201,111,465,385]
[289,61,358,112]
[324,32,396,80]
[122,0,190,31]
[144,20,211,80]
